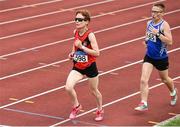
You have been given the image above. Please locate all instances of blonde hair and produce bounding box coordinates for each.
[153,3,165,12]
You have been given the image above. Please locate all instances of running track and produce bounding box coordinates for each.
[0,0,179,126]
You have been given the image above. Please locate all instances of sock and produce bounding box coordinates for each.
[141,100,147,106]
[170,89,176,96]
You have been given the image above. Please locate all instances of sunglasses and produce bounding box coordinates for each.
[151,10,162,13]
[75,18,86,22]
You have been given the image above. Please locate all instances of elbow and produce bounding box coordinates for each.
[168,40,173,45]
[169,41,173,45]
[164,39,173,46]
[168,38,173,45]
[169,43,173,46]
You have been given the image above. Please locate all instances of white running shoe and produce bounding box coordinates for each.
[135,102,148,111]
[170,88,178,106]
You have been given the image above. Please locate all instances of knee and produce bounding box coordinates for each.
[90,88,96,95]
[65,84,74,92]
[90,88,98,96]
[91,88,101,97]
[161,78,168,84]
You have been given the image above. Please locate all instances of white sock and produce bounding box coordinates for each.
[170,89,176,96]
[141,100,147,106]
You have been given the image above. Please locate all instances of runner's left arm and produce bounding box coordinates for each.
[158,21,173,45]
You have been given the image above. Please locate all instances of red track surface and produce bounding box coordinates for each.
[0,0,179,126]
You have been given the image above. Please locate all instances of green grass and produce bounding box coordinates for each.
[161,116,180,126]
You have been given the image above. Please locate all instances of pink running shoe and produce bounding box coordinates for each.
[94,109,104,121]
[69,104,82,119]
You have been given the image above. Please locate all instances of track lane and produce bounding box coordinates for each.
[0,0,63,13]
[0,38,146,105]
[0,0,177,39]
[61,77,180,126]
[0,35,179,107]
[0,0,106,22]
[0,17,179,79]
[0,6,179,56]
[0,0,151,37]
[0,0,52,10]
[1,0,160,50]
[0,1,179,126]
[0,51,179,126]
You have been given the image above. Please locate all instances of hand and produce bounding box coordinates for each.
[149,26,159,35]
[74,39,83,49]
[151,28,159,35]
[68,52,74,60]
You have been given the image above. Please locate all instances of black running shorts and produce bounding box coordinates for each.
[72,62,99,78]
[143,55,169,71]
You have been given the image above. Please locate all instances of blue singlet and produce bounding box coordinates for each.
[145,20,168,59]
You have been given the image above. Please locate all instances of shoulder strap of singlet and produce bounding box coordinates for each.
[147,20,153,30]
[74,29,92,42]
[159,20,164,34]
[74,30,79,38]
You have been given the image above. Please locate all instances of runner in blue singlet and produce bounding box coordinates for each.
[135,3,178,111]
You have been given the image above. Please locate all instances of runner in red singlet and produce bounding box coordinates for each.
[65,9,103,121]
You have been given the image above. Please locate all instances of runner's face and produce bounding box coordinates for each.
[151,6,163,21]
[75,13,88,29]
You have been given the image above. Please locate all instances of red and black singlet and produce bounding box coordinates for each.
[73,29,96,70]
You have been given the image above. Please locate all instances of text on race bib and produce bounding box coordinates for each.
[146,32,157,42]
[74,54,88,62]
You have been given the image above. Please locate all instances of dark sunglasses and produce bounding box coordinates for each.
[75,18,86,22]
[151,10,162,13]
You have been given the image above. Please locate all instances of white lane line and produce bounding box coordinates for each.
[157,78,180,84]
[0,26,179,81]
[0,59,69,80]
[0,0,114,25]
[0,125,10,127]
[0,0,63,13]
[0,48,179,109]
[0,10,179,59]
[50,76,180,126]
[0,0,167,40]
[92,0,166,18]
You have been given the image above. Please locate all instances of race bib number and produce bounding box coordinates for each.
[73,51,88,62]
[146,32,156,42]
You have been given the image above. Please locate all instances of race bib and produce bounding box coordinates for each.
[146,32,157,42]
[74,51,88,62]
